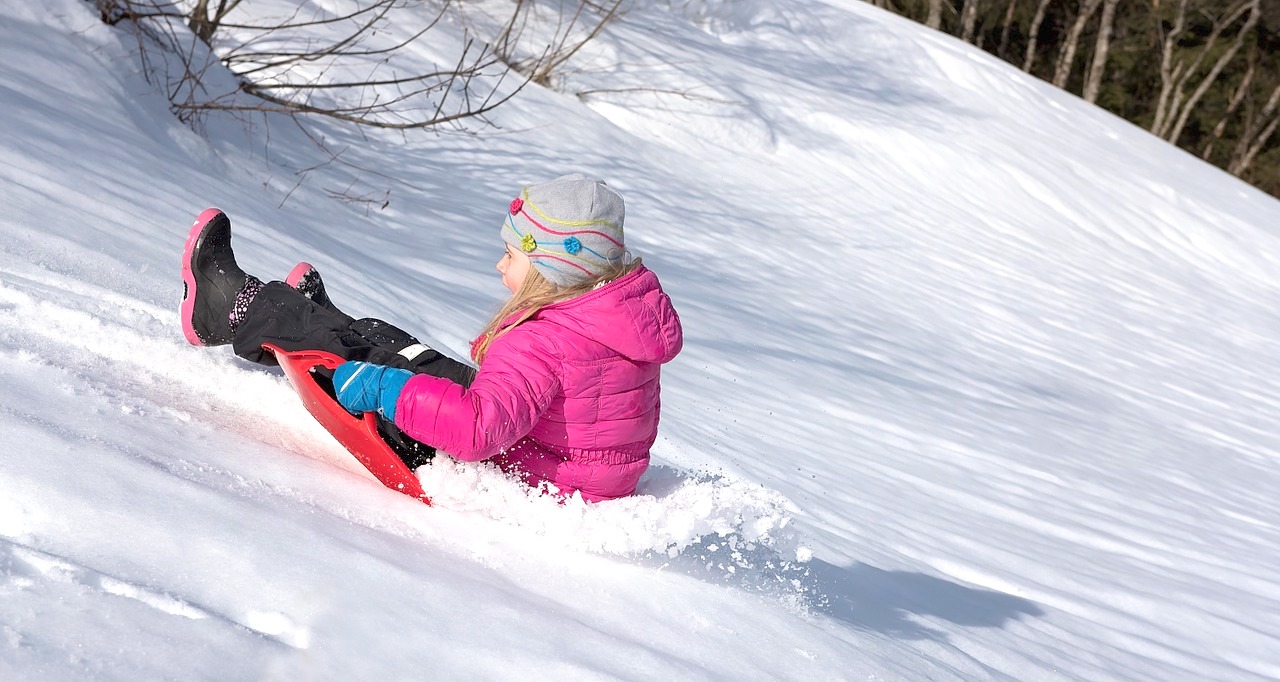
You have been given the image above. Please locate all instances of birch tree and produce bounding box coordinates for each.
[997,0,1021,59]
[843,0,1280,197]
[1228,84,1280,176]
[1082,0,1120,102]
[1023,0,1055,72]
[960,0,981,43]
[927,0,945,29]
[1151,0,1262,143]
[1052,0,1106,87]
[1201,53,1257,161]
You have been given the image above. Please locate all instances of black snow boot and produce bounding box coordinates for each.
[285,261,336,312]
[180,208,262,346]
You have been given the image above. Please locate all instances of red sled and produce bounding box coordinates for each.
[263,343,431,505]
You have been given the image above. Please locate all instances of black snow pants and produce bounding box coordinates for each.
[231,281,477,467]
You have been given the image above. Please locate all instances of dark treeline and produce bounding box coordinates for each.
[868,0,1280,199]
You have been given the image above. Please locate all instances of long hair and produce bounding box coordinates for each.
[472,257,643,364]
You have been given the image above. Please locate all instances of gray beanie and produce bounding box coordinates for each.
[500,173,627,287]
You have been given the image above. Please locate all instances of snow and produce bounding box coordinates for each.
[2,0,1279,679]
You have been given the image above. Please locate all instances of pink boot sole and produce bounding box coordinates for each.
[179,208,226,346]
[285,261,315,289]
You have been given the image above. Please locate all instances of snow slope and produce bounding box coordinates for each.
[2,0,1279,679]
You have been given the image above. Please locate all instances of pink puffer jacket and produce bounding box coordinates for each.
[393,266,683,501]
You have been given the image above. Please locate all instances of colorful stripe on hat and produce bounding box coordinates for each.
[499,175,627,287]
[515,196,624,251]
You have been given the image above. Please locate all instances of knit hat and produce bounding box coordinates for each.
[500,173,627,287]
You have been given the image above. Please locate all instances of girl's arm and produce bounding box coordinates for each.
[392,327,560,461]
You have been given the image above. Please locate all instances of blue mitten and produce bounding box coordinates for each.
[333,361,413,422]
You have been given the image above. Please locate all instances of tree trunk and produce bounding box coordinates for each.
[1151,0,1190,135]
[997,0,1020,59]
[1202,56,1256,160]
[1052,0,1106,89]
[1163,0,1261,143]
[187,0,242,45]
[961,0,980,42]
[927,0,944,29]
[1082,0,1119,102]
[1228,84,1280,175]
[1023,0,1054,72]
[189,0,213,43]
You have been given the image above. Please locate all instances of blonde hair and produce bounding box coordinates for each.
[473,257,643,364]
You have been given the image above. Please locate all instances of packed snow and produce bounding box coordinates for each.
[2,0,1279,679]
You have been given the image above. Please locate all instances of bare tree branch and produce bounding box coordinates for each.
[530,0,623,85]
[97,0,611,133]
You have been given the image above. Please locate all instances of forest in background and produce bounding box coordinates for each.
[868,0,1280,199]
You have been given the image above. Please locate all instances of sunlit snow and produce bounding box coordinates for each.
[2,0,1278,679]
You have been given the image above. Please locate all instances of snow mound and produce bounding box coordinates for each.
[415,457,807,560]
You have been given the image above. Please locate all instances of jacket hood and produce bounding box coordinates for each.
[534,265,683,364]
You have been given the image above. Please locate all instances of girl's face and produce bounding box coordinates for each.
[497,243,531,294]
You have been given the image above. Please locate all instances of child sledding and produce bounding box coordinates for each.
[181,174,683,502]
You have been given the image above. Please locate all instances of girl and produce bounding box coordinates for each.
[181,174,683,501]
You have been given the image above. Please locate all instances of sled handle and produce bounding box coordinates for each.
[262,343,430,504]
[271,346,345,371]
[266,347,388,443]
